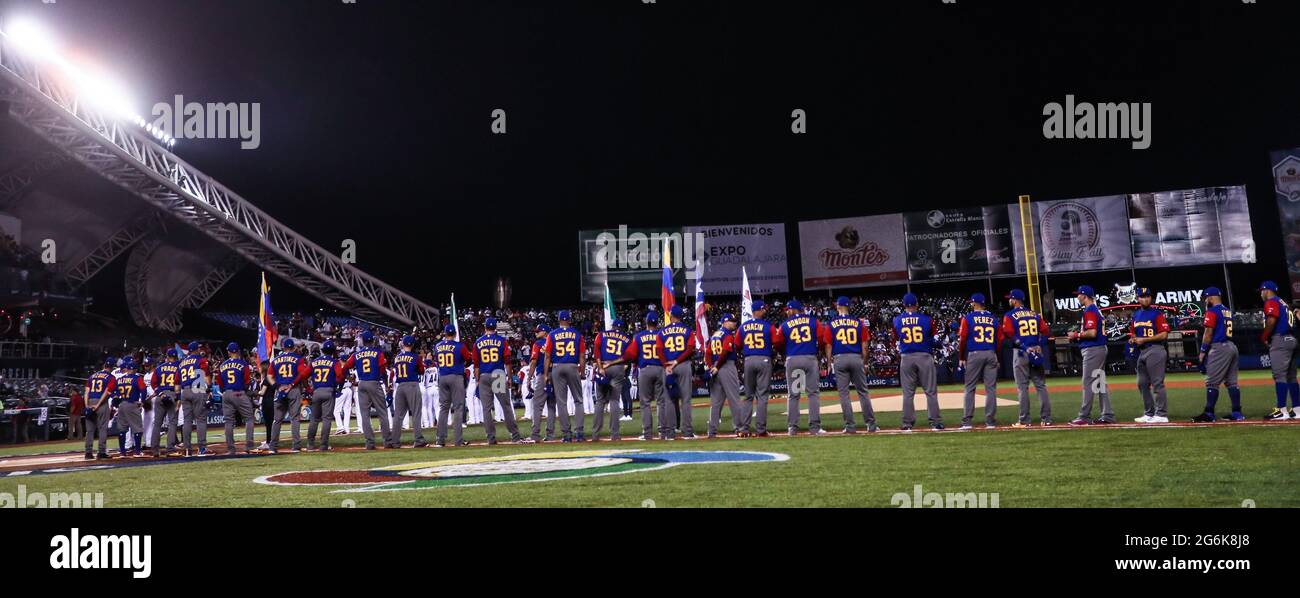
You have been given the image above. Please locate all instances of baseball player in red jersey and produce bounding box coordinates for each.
[705,313,743,437]
[269,339,311,453]
[825,297,877,433]
[177,341,211,456]
[957,293,1002,429]
[83,357,118,459]
[1001,290,1052,427]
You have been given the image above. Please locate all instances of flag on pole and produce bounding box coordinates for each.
[450,293,460,342]
[741,266,753,322]
[603,281,616,331]
[256,272,277,366]
[693,259,709,349]
[660,238,676,321]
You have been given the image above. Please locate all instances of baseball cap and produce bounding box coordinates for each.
[166,349,178,359]
[720,313,737,324]
[483,317,497,329]
[902,293,918,306]
[786,299,803,311]
[1260,280,1279,292]
[835,296,851,307]
[1006,289,1025,301]
[401,335,416,346]
[187,341,200,352]
[1076,285,1096,298]
[283,338,295,349]
[121,358,136,369]
[1137,286,1153,298]
[670,305,685,319]
[142,355,153,365]
[104,356,117,367]
[443,324,457,335]
[322,339,336,352]
[970,292,986,304]
[227,342,240,353]
[611,318,625,329]
[1204,286,1222,298]
[535,323,550,333]
[557,310,572,321]
[360,330,374,342]
[751,299,766,312]
[645,311,660,324]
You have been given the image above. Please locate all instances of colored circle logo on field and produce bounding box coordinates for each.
[254,450,788,492]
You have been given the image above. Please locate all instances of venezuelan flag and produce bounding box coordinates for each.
[660,238,675,320]
[256,272,277,366]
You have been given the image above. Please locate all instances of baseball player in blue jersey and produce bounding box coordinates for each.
[475,319,523,444]
[391,335,429,447]
[148,350,182,456]
[306,340,344,450]
[528,324,556,442]
[1259,281,1298,420]
[216,343,257,454]
[1193,287,1244,422]
[114,358,147,457]
[610,312,669,440]
[705,313,744,437]
[544,310,587,442]
[177,342,211,456]
[343,330,395,449]
[434,325,474,446]
[661,305,697,438]
[269,339,310,453]
[738,300,774,436]
[1129,287,1171,423]
[1000,290,1051,427]
[777,299,829,436]
[1068,285,1115,425]
[592,319,632,441]
[958,293,1001,429]
[825,297,877,433]
[83,358,118,459]
[893,293,944,431]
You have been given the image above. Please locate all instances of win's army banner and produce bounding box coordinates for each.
[903,207,1014,280]
[1127,186,1254,268]
[1270,149,1300,296]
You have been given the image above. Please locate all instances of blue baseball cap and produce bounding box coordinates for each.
[443,324,457,334]
[187,341,200,351]
[835,296,851,307]
[360,330,374,342]
[557,310,572,321]
[1260,281,1279,292]
[1137,286,1153,298]
[142,355,153,365]
[121,358,136,369]
[535,323,550,333]
[483,317,497,329]
[902,293,918,306]
[1076,285,1096,298]
[645,311,660,324]
[720,313,737,324]
[166,349,178,359]
[669,305,685,319]
[322,339,336,352]
[1204,286,1222,298]
[1006,289,1025,301]
[611,318,625,329]
[226,342,240,353]
[786,299,803,311]
[970,292,986,304]
[104,356,117,367]
[401,335,416,346]
[283,338,295,349]
[751,299,766,312]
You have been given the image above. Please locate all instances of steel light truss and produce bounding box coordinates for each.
[64,209,164,289]
[0,29,439,328]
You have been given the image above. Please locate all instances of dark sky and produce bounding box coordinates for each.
[8,0,1300,312]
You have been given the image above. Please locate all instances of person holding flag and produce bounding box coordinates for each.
[705,313,743,437]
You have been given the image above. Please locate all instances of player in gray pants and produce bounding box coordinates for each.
[592,364,627,441]
[307,386,335,450]
[149,389,179,457]
[477,370,521,444]
[1070,286,1114,424]
[742,356,771,435]
[961,350,999,429]
[669,360,695,437]
[222,390,256,454]
[705,314,743,437]
[1012,349,1051,425]
[270,387,303,453]
[639,365,667,439]
[356,380,393,449]
[436,373,467,446]
[179,388,208,455]
[530,369,558,441]
[899,352,942,429]
[550,363,583,440]
[832,354,875,433]
[393,380,427,446]
[784,354,822,434]
[1260,281,1298,420]
[1134,343,1168,421]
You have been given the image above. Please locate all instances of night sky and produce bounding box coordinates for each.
[7,0,1300,312]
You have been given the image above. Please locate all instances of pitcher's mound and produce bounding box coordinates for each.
[783,391,1017,415]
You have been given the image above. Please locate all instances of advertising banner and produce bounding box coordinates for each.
[683,223,789,295]
[1011,195,1133,273]
[1270,149,1300,295]
[797,214,909,290]
[1127,185,1254,267]
[903,206,1014,280]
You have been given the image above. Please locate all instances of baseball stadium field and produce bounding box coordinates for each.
[3,370,1297,508]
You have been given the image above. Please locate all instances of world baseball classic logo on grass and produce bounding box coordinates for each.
[255,450,788,492]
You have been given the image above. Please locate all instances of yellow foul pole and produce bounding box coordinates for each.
[1018,195,1042,314]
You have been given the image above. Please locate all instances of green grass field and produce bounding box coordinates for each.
[3,371,1298,507]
